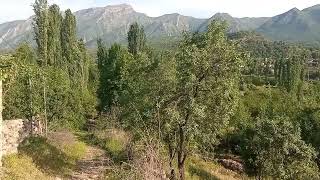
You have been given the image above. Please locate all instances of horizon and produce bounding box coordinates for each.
[0,0,320,24]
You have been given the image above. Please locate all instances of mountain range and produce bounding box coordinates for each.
[1,4,320,49]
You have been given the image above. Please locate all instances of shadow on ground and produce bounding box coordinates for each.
[18,136,74,176]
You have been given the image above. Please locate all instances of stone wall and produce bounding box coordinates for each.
[2,119,42,155]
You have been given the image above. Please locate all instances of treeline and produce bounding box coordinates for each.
[3,0,97,130]
[1,1,320,179]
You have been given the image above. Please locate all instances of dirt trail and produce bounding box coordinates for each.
[70,146,109,180]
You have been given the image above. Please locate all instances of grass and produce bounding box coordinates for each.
[77,127,248,180]
[186,156,246,180]
[63,141,87,161]
[2,154,52,180]
[47,130,88,162]
[18,136,75,176]
[2,130,88,179]
[78,129,130,163]
[188,165,220,180]
[16,131,88,177]
[77,129,138,179]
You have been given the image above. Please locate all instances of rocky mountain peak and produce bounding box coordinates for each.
[103,3,134,14]
[269,7,301,25]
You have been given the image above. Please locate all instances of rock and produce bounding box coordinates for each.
[218,158,244,173]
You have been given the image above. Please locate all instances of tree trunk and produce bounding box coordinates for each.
[177,125,187,180]
[178,162,185,180]
[169,163,175,180]
[168,142,176,180]
[43,76,47,137]
[28,77,33,135]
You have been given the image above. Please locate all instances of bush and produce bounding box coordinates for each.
[241,116,320,179]
[2,154,51,180]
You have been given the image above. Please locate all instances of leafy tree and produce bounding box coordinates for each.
[31,1,96,130]
[166,21,242,179]
[48,4,62,66]
[274,44,308,96]
[33,0,49,66]
[127,22,146,56]
[13,43,37,65]
[97,40,131,113]
[242,116,319,179]
[61,9,77,68]
[120,21,243,179]
[3,46,43,120]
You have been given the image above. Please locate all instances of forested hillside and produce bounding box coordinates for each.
[1,0,320,180]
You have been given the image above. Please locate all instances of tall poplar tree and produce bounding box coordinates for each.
[33,0,49,66]
[127,22,146,56]
[48,4,62,66]
[61,9,77,67]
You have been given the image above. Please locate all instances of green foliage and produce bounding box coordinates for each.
[61,9,77,66]
[28,1,97,129]
[97,41,129,112]
[45,67,84,129]
[48,4,62,66]
[127,22,147,56]
[3,45,43,120]
[84,129,129,163]
[33,0,49,66]
[114,20,244,179]
[241,116,319,179]
[170,20,243,151]
[274,43,308,95]
[104,137,128,162]
[61,141,87,162]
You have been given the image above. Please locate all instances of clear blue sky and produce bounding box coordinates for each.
[0,0,320,23]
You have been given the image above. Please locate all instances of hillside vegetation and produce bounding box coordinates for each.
[1,0,320,180]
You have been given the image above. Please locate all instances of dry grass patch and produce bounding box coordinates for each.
[187,156,247,180]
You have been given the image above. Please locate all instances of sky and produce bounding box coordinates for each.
[0,0,320,23]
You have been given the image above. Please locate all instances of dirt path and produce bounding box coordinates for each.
[70,146,110,180]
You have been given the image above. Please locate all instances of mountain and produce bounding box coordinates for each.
[257,5,320,42]
[198,13,268,33]
[75,4,208,47]
[1,4,320,50]
[0,18,33,49]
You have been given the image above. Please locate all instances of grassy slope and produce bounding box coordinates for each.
[2,131,88,180]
